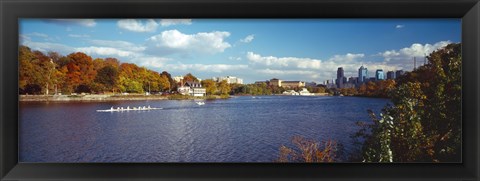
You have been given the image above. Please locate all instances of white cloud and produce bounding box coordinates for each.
[159,19,192,26]
[247,52,322,69]
[145,29,231,55]
[74,47,136,57]
[21,38,74,55]
[89,39,146,52]
[29,32,49,38]
[21,36,139,59]
[132,57,173,68]
[328,53,365,63]
[246,52,384,82]
[395,25,405,29]
[49,19,96,27]
[229,56,242,61]
[256,69,316,75]
[157,63,248,73]
[247,52,364,71]
[117,19,158,32]
[378,41,451,70]
[19,34,31,43]
[68,34,90,38]
[240,34,255,43]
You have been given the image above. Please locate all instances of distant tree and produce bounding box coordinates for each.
[65,52,96,93]
[104,58,120,68]
[75,84,91,93]
[217,80,231,95]
[19,46,37,91]
[201,79,217,95]
[95,65,118,92]
[183,73,199,82]
[22,84,42,95]
[160,71,175,91]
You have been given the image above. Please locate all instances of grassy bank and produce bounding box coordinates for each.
[20,94,231,102]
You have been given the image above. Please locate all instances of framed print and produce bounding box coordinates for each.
[1,0,479,180]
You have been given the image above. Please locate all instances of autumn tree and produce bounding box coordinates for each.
[183,73,199,82]
[94,65,118,92]
[355,43,462,162]
[217,80,231,95]
[64,52,96,93]
[278,136,340,162]
[161,71,175,91]
[201,79,217,95]
[19,46,175,95]
[18,47,61,95]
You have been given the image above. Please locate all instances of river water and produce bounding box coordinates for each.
[19,96,390,162]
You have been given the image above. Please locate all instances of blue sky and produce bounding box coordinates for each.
[19,19,461,83]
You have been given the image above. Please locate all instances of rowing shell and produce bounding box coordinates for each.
[97,107,162,112]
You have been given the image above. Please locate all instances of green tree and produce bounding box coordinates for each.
[95,65,119,92]
[217,80,231,95]
[355,43,461,162]
[201,79,217,95]
[161,71,175,91]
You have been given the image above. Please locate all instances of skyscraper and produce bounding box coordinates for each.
[336,67,344,88]
[375,69,385,80]
[395,70,405,78]
[358,65,368,83]
[386,71,395,80]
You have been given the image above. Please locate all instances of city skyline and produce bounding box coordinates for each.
[20,19,460,83]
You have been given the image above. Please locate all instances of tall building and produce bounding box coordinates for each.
[336,67,345,88]
[358,65,368,83]
[395,70,405,78]
[386,71,395,80]
[375,69,385,80]
[348,77,358,84]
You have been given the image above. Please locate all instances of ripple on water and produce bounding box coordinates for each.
[19,96,390,162]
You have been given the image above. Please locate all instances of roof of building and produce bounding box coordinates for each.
[184,81,202,87]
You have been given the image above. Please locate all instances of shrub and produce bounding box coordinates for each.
[277,136,340,162]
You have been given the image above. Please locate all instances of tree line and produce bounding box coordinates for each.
[352,43,461,162]
[19,46,175,95]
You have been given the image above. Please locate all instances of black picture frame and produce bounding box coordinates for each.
[1,0,479,180]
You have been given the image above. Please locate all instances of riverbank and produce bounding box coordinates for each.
[19,94,234,102]
[19,94,167,102]
[19,93,336,102]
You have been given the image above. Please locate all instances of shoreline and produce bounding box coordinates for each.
[19,93,337,102]
[19,95,170,102]
[18,94,231,102]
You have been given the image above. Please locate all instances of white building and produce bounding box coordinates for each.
[212,76,243,84]
[177,81,206,97]
[173,76,184,83]
[282,90,299,95]
[299,88,314,96]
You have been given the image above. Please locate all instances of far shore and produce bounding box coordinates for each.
[19,94,228,102]
[19,94,167,102]
[19,93,333,102]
